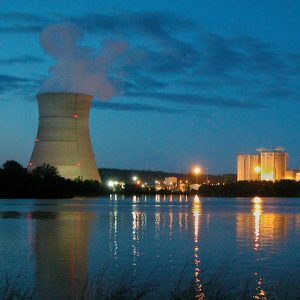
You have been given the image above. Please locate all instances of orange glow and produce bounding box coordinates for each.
[72,113,79,118]
[252,196,262,204]
[254,166,261,173]
[193,166,201,175]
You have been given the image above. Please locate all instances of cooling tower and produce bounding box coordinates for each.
[29,93,101,182]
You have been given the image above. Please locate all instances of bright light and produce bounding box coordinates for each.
[108,181,114,187]
[133,176,138,181]
[136,180,141,185]
[194,195,200,203]
[253,196,262,204]
[254,166,261,173]
[193,167,201,175]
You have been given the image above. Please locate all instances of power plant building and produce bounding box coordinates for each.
[259,149,288,181]
[237,148,290,182]
[237,154,260,181]
[29,93,101,182]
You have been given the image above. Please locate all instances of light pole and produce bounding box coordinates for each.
[193,166,201,184]
[206,167,209,184]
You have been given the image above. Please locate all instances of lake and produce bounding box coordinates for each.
[0,195,300,299]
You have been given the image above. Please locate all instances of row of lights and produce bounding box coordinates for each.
[107,167,203,189]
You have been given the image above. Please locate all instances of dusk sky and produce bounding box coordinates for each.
[1,0,300,174]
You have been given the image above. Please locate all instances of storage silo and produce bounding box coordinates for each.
[29,92,101,182]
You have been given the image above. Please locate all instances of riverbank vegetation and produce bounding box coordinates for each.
[0,160,103,198]
[199,180,300,197]
[1,160,300,198]
[2,266,300,299]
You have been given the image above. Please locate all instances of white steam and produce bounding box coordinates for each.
[40,23,128,100]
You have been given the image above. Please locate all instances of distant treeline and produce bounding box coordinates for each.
[199,180,300,197]
[1,161,299,198]
[100,168,236,184]
[0,160,104,198]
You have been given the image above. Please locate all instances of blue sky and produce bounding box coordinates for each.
[0,0,300,173]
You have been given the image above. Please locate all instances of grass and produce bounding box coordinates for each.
[2,267,300,299]
[0,275,32,300]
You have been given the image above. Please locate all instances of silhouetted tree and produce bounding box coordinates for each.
[2,160,27,176]
[31,163,60,179]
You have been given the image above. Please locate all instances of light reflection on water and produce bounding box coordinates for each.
[0,196,300,299]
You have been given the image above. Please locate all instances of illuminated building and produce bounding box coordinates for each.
[178,183,188,193]
[237,147,292,181]
[285,170,299,180]
[165,177,178,186]
[29,93,101,181]
[259,148,288,181]
[237,154,260,181]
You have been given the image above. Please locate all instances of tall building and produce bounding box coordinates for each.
[29,93,101,181]
[237,147,290,182]
[237,154,260,181]
[259,149,288,181]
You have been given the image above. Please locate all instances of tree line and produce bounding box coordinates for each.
[199,180,300,197]
[0,160,104,198]
[1,160,300,198]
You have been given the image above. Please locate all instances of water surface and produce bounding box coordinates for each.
[0,196,300,299]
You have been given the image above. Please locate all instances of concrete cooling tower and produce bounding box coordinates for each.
[29,93,101,182]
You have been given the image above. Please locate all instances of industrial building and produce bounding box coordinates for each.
[237,147,299,182]
[29,93,101,182]
[237,154,260,181]
[165,177,178,186]
[259,148,288,181]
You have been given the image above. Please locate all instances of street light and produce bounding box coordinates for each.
[193,166,201,184]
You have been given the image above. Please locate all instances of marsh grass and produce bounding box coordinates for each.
[2,266,300,299]
[0,275,32,300]
[81,264,159,300]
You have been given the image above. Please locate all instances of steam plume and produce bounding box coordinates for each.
[40,23,128,100]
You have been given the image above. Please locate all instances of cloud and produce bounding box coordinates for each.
[0,74,29,92]
[1,11,300,111]
[0,12,43,22]
[127,92,265,109]
[0,24,43,34]
[0,74,39,97]
[70,12,194,38]
[93,101,182,114]
[39,23,128,100]
[0,55,44,64]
